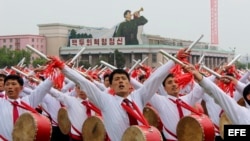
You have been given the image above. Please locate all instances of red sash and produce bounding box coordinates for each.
[81,101,102,116]
[121,99,150,127]
[39,105,58,126]
[163,98,203,140]
[10,100,38,113]
[0,135,8,141]
[70,125,82,140]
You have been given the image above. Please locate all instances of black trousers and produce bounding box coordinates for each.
[50,126,69,141]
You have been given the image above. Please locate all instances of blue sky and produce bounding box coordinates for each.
[1,0,250,59]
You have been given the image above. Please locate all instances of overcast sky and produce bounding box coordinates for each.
[1,0,250,59]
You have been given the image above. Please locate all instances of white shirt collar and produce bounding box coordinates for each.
[7,97,21,103]
[115,94,132,104]
[167,94,178,100]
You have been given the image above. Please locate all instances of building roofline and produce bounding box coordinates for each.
[0,34,45,37]
[37,23,84,28]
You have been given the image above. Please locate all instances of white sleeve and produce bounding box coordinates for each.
[199,77,250,124]
[61,66,112,111]
[61,77,76,93]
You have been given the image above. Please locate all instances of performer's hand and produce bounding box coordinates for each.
[26,75,41,84]
[47,56,65,69]
[65,59,74,68]
[194,64,200,70]
[66,62,74,68]
[176,47,191,60]
[183,63,196,74]
[220,75,237,84]
[85,75,94,82]
[183,63,203,81]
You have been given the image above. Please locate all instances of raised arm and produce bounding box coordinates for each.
[23,78,53,108]
[136,60,175,106]
[194,71,250,124]
[47,56,111,110]
[48,87,75,108]
[61,77,76,93]
[66,66,111,109]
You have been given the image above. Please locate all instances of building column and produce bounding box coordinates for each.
[88,53,92,65]
[215,57,218,67]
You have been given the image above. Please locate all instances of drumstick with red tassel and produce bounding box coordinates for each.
[11,66,41,83]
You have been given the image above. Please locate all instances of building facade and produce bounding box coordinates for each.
[38,23,84,56]
[59,44,231,69]
[38,23,234,69]
[0,23,234,69]
[0,34,46,60]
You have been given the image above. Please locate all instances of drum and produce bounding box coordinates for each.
[143,105,163,131]
[12,112,52,141]
[82,115,108,141]
[57,107,71,135]
[121,125,163,141]
[177,114,215,141]
[219,112,232,139]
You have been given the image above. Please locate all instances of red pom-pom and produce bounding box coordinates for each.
[43,56,65,90]
[175,72,194,89]
[131,69,139,78]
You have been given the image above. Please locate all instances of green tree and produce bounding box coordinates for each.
[0,47,31,68]
[88,34,93,38]
[83,33,88,38]
[76,33,81,38]
[235,61,246,69]
[69,29,77,39]
[68,29,77,46]
[115,49,126,68]
[32,57,47,67]
[78,60,91,68]
[109,49,125,68]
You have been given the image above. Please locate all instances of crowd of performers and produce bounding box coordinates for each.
[0,47,250,141]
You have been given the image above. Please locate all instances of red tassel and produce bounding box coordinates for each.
[170,64,182,75]
[131,69,139,78]
[142,65,152,79]
[43,57,65,90]
[175,72,194,89]
[217,80,235,98]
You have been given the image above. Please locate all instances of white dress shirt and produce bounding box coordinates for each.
[61,77,76,93]
[0,78,53,140]
[199,77,250,124]
[49,88,94,136]
[60,60,175,141]
[42,94,62,126]
[239,70,250,84]
[149,82,204,140]
[201,75,247,136]
[202,94,222,128]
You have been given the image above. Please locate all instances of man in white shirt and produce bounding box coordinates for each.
[49,84,99,141]
[0,74,53,140]
[150,71,205,140]
[47,48,186,141]
[190,65,250,125]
